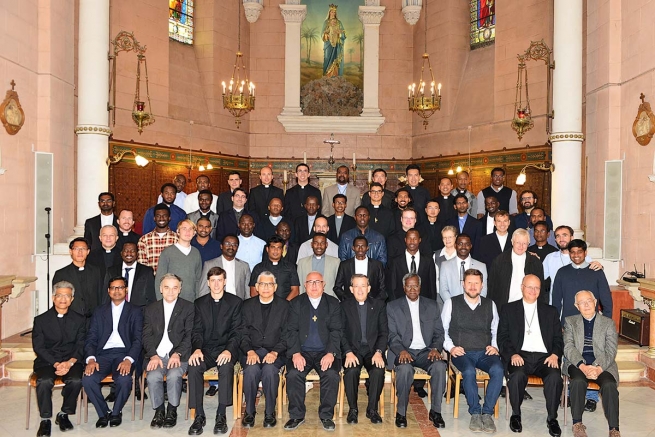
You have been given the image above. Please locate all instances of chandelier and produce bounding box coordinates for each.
[408,0,442,129]
[221,0,255,128]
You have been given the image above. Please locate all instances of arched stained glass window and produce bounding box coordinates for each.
[169,0,194,45]
[470,0,495,49]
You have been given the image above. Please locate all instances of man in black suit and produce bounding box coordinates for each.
[116,210,140,252]
[32,281,86,437]
[387,208,431,259]
[52,238,103,320]
[103,242,156,308]
[284,272,342,431]
[477,210,513,271]
[361,169,395,209]
[402,164,431,222]
[187,266,242,435]
[416,200,445,253]
[87,225,121,274]
[82,277,143,428]
[255,197,291,242]
[326,194,356,244]
[216,171,244,214]
[387,229,437,300]
[365,182,396,239]
[479,196,501,236]
[84,192,118,251]
[248,166,284,219]
[239,271,289,428]
[498,274,564,436]
[447,193,483,256]
[341,274,387,424]
[293,195,322,245]
[434,176,456,223]
[333,236,387,301]
[142,273,194,429]
[214,188,259,243]
[283,163,322,222]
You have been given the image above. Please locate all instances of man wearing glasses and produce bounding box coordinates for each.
[361,168,395,208]
[364,182,395,239]
[515,190,553,230]
[476,167,518,219]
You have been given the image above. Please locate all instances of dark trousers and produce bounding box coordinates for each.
[343,349,385,411]
[241,348,285,415]
[508,352,563,419]
[568,365,619,429]
[81,351,134,418]
[286,351,341,420]
[188,350,235,417]
[35,363,84,419]
[394,348,447,416]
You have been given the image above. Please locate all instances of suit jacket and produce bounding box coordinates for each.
[563,313,619,382]
[479,213,517,236]
[239,295,289,356]
[487,250,545,312]
[284,183,322,222]
[84,301,143,361]
[439,256,488,301]
[142,298,195,361]
[361,189,395,209]
[255,216,292,242]
[326,214,356,244]
[340,297,388,357]
[117,230,141,252]
[293,213,323,245]
[104,262,156,308]
[52,263,103,318]
[214,208,259,244]
[84,214,119,251]
[321,184,362,217]
[416,220,446,253]
[187,210,219,239]
[386,229,432,260]
[387,252,437,301]
[285,293,342,358]
[198,256,251,300]
[216,190,236,215]
[333,257,387,302]
[366,204,396,238]
[446,214,483,257]
[32,307,86,369]
[192,293,243,358]
[387,296,444,367]
[477,232,512,272]
[498,300,563,369]
[297,255,340,298]
[87,246,122,274]
[248,184,284,219]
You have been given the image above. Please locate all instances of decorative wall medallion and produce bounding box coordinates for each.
[0,81,25,135]
[633,93,655,146]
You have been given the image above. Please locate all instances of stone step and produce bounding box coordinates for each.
[5,360,33,382]
[9,348,35,362]
[616,345,643,362]
[617,360,646,382]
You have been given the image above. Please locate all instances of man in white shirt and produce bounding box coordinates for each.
[184,175,218,214]
[439,234,488,301]
[158,174,187,209]
[236,215,266,271]
[478,210,513,271]
[199,235,251,300]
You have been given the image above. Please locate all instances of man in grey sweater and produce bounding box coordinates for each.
[155,219,202,302]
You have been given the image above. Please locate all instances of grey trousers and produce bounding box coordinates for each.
[394,348,447,416]
[145,355,188,410]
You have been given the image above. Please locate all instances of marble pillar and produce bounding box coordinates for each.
[358,5,385,118]
[279,3,306,117]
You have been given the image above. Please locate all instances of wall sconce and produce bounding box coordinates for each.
[106,149,149,167]
[447,165,463,176]
[516,163,554,185]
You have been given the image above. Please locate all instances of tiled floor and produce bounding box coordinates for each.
[8,380,655,437]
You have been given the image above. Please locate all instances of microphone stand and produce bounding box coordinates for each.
[45,207,51,309]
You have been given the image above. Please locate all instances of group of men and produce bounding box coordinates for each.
[32,164,620,437]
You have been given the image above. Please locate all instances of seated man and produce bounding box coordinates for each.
[187,267,242,435]
[32,281,86,437]
[387,273,447,429]
[284,272,342,431]
[498,274,564,436]
[563,291,621,437]
[442,269,503,433]
[82,277,143,428]
[341,274,387,424]
[142,274,194,429]
[239,272,289,428]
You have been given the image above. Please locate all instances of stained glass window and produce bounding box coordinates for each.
[470,0,495,49]
[169,0,194,45]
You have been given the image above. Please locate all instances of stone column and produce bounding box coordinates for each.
[279,3,306,117]
[358,5,386,117]
[549,0,584,237]
[74,0,111,234]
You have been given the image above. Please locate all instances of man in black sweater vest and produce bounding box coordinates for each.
[476,167,518,219]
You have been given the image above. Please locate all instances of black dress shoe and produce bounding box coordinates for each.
[429,410,445,428]
[509,414,522,433]
[283,418,305,430]
[95,413,110,428]
[188,414,206,435]
[151,409,165,428]
[104,392,115,402]
[366,409,382,424]
[321,419,336,431]
[500,387,506,398]
[163,409,178,428]
[347,409,358,424]
[37,419,51,437]
[523,391,532,400]
[584,399,597,412]
[263,413,277,428]
[395,413,407,428]
[135,387,148,401]
[109,413,122,427]
[547,419,562,437]
[213,414,228,434]
[241,412,256,428]
[414,386,428,398]
[205,385,218,396]
[55,413,73,432]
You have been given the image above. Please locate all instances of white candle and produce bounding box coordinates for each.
[438,82,442,96]
[303,152,307,164]
[251,84,255,97]
[368,170,372,183]
[283,170,288,182]
[408,85,412,98]
[221,81,226,94]
[352,153,356,166]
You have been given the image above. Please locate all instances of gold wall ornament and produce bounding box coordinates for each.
[0,80,25,135]
[632,93,655,146]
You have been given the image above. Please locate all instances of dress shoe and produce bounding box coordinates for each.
[609,428,621,437]
[213,414,228,434]
[109,413,122,427]
[414,386,428,398]
[584,399,597,412]
[283,418,304,430]
[95,412,110,428]
[346,409,358,424]
[572,422,588,437]
[188,414,206,435]
[524,391,532,400]
[395,413,407,428]
[55,413,73,432]
[263,413,277,428]
[151,409,165,428]
[321,419,336,431]
[500,387,506,398]
[509,414,522,433]
[37,419,51,437]
[366,409,382,424]
[163,409,177,428]
[104,392,115,402]
[481,414,496,433]
[241,412,255,428]
[547,419,562,437]
[205,385,218,396]
[429,410,445,428]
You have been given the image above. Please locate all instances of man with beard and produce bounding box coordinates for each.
[115,210,140,252]
[450,171,477,217]
[142,184,187,234]
[157,174,187,209]
[392,188,414,232]
[446,193,482,256]
[321,166,361,217]
[191,217,222,263]
[137,205,178,273]
[514,190,553,230]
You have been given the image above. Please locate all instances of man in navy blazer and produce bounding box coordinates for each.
[446,194,483,257]
[82,277,143,428]
[214,188,259,243]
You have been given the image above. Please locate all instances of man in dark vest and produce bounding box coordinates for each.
[476,167,518,218]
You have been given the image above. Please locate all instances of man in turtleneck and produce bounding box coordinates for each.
[248,166,284,220]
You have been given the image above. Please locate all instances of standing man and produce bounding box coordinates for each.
[249,235,300,301]
[284,272,342,431]
[527,208,557,246]
[528,221,558,261]
[326,194,356,244]
[32,281,86,437]
[477,210,513,271]
[333,236,387,301]
[255,197,289,242]
[284,163,322,222]
[187,267,242,435]
[274,221,299,265]
[498,274,564,436]
[361,168,395,208]
[514,190,553,230]
[416,200,445,253]
[142,184,187,234]
[296,217,339,260]
[84,192,118,251]
[435,177,456,223]
[116,209,140,252]
[187,190,219,238]
[446,193,483,255]
[439,234,487,301]
[338,207,387,265]
[392,188,414,231]
[157,174,187,209]
[387,273,447,429]
[297,233,340,299]
[235,214,266,272]
[321,166,361,216]
[387,208,430,259]
[137,205,178,273]
[215,188,259,244]
[479,196,501,236]
[248,166,284,219]
[402,164,431,221]
[142,274,194,429]
[387,229,437,301]
[217,171,244,214]
[451,171,477,217]
[184,175,218,214]
[476,168,518,218]
[340,274,387,424]
[104,242,156,307]
[365,182,396,239]
[87,225,121,274]
[199,234,251,300]
[191,217,222,263]
[293,195,322,245]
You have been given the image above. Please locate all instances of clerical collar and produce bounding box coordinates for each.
[78,266,85,271]
[121,231,130,236]
[358,301,365,306]
[259,298,273,305]
[263,185,270,188]
[573,261,590,269]
[105,248,113,253]
[57,313,64,318]
[271,261,279,265]
[234,207,244,213]
[313,255,322,260]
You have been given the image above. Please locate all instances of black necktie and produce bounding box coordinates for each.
[410,255,416,274]
[124,267,132,301]
[460,261,465,281]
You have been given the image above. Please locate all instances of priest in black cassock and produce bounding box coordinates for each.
[283,163,321,222]
[248,166,284,219]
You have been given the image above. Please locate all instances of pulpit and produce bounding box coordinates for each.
[636,279,655,358]
[0,276,14,342]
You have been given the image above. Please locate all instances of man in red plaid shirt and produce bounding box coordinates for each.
[138,204,178,273]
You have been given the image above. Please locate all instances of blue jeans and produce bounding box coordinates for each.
[452,350,504,415]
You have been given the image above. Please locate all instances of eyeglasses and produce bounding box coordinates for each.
[257,282,276,289]
[520,197,534,201]
[521,285,540,291]
[54,294,73,300]
[575,299,595,307]
[222,242,239,247]
[404,285,420,290]
[109,285,127,291]
[370,190,383,194]
[305,280,324,286]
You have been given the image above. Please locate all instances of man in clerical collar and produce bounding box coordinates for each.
[364,182,396,238]
[87,225,121,274]
[528,221,558,261]
[361,169,395,208]
[116,209,141,251]
[297,233,340,299]
[250,235,300,301]
[451,170,477,216]
[84,192,118,251]
[216,171,243,214]
[527,208,557,246]
[435,176,456,223]
[326,194,356,244]
[157,174,187,209]
[284,163,322,222]
[321,165,361,217]
[293,195,321,245]
[215,188,259,244]
[248,166,284,219]
[256,197,290,242]
[402,164,430,219]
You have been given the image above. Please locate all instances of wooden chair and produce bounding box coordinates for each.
[26,372,83,430]
[283,368,343,420]
[187,364,240,421]
[337,367,385,418]
[236,366,285,420]
[445,359,500,419]
[390,367,432,416]
[561,374,600,425]
[83,373,137,422]
[138,370,189,420]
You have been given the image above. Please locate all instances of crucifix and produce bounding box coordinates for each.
[323,133,340,170]
[312,315,318,322]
